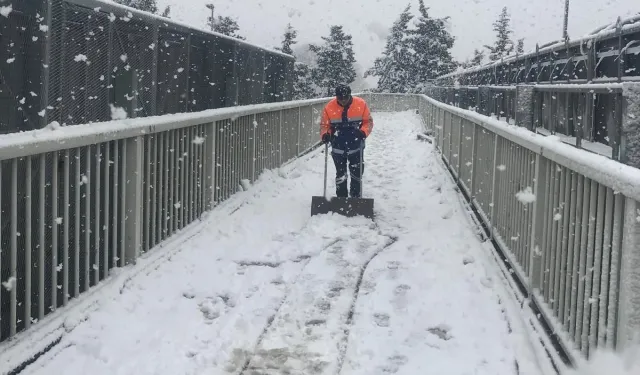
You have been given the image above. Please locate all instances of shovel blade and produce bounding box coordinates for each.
[310,196,375,219]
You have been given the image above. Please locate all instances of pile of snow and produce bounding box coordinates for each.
[568,346,640,375]
[0,4,12,18]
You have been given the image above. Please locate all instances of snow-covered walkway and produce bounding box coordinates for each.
[19,111,550,375]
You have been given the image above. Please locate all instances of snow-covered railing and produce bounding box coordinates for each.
[419,93,640,364]
[0,97,328,348]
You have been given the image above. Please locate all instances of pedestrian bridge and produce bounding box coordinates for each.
[0,94,639,375]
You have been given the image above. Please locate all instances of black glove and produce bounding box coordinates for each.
[322,133,332,144]
[359,129,367,139]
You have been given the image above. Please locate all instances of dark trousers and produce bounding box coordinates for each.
[332,149,363,198]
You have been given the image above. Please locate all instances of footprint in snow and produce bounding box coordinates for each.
[373,313,390,327]
[428,324,453,341]
[394,284,411,296]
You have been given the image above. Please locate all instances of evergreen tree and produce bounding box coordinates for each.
[365,4,414,93]
[309,25,357,96]
[276,24,298,55]
[293,62,316,100]
[408,0,457,90]
[208,14,245,40]
[516,38,524,54]
[116,0,170,18]
[484,7,514,61]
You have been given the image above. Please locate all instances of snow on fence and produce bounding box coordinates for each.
[417,92,640,364]
[0,97,328,348]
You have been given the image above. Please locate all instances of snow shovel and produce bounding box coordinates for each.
[311,143,374,219]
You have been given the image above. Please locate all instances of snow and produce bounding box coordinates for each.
[109,104,128,120]
[516,187,536,204]
[9,111,549,375]
[0,5,11,18]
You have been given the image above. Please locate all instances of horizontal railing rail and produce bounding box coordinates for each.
[416,92,640,364]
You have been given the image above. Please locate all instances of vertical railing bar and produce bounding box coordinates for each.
[581,180,599,354]
[103,144,109,280]
[569,175,585,338]
[84,146,91,292]
[0,162,2,329]
[187,127,193,225]
[564,171,578,329]
[38,154,45,320]
[144,136,151,251]
[575,177,592,346]
[120,139,127,267]
[542,162,555,302]
[553,166,567,313]
[549,164,562,306]
[597,188,614,347]
[489,134,499,239]
[62,151,69,304]
[10,158,18,336]
[589,183,606,353]
[112,143,119,268]
[169,130,175,235]
[51,152,59,311]
[539,158,551,292]
[93,146,100,285]
[180,128,186,229]
[162,132,169,240]
[557,169,572,319]
[23,157,32,327]
[74,149,80,298]
[606,193,624,347]
[150,135,157,247]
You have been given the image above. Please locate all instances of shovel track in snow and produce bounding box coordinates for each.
[335,223,399,375]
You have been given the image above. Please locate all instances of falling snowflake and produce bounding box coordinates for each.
[55,217,63,225]
[80,174,89,185]
[497,164,507,171]
[174,202,182,209]
[120,54,128,63]
[6,57,15,64]
[110,104,128,120]
[38,109,46,117]
[39,24,48,32]
[74,54,89,64]
[2,277,16,292]
[56,263,63,272]
[554,213,562,221]
[193,136,205,145]
[515,187,536,204]
[0,5,13,18]
[177,68,184,73]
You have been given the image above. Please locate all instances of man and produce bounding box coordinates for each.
[320,84,373,198]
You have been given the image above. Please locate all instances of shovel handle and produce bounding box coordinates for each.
[323,142,328,196]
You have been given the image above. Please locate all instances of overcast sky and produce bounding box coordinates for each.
[157,0,638,87]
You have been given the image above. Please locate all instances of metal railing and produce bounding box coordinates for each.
[418,92,640,363]
[2,92,639,370]
[0,97,326,348]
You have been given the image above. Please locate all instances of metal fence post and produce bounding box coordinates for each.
[205,122,217,209]
[252,114,257,181]
[124,136,144,265]
[529,154,548,289]
[279,109,283,165]
[616,197,640,350]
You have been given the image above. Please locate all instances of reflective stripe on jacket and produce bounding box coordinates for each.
[320,96,373,140]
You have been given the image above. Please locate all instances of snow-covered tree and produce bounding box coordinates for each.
[116,0,170,17]
[276,24,298,55]
[484,7,514,61]
[516,38,524,55]
[408,0,457,89]
[208,14,245,40]
[461,49,485,69]
[309,25,357,96]
[365,4,414,93]
[293,62,316,100]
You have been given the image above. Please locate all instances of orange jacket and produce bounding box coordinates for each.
[320,96,373,139]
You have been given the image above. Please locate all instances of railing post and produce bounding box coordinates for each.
[470,122,478,197]
[205,121,217,209]
[529,154,548,289]
[616,197,640,349]
[620,83,640,168]
[279,109,283,165]
[489,134,501,239]
[297,106,301,156]
[124,136,144,265]
[252,114,257,182]
[515,85,535,130]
